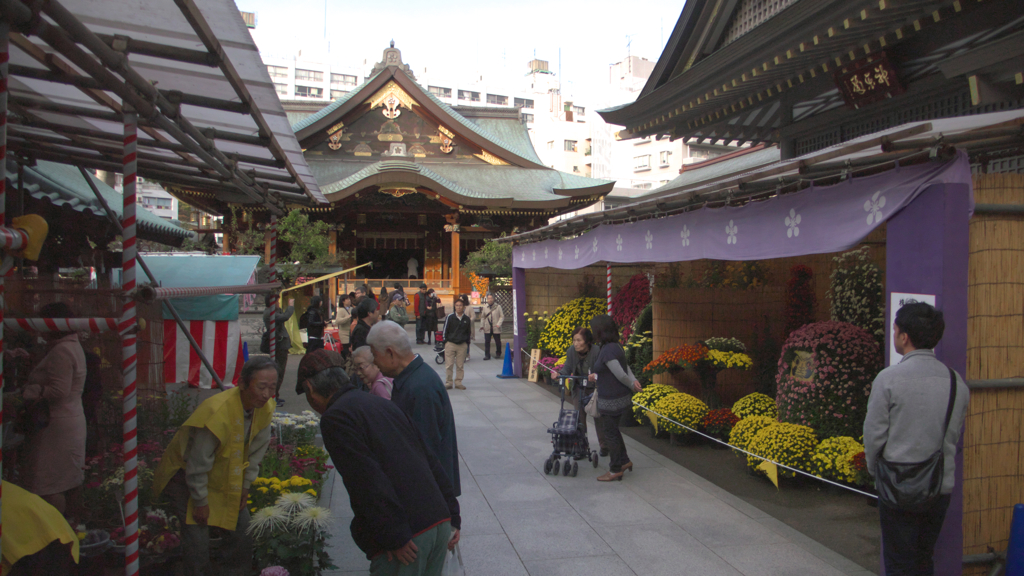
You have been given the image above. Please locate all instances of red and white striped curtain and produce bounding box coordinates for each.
[163,320,244,389]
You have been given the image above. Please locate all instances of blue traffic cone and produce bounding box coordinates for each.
[242,341,249,362]
[497,343,516,379]
[1008,503,1024,576]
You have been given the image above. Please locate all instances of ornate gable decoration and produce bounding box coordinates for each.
[366,81,417,119]
[474,150,509,166]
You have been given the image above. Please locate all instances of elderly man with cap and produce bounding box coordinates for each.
[298,350,461,576]
[367,321,460,496]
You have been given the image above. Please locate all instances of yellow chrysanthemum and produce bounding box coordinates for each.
[257,487,269,494]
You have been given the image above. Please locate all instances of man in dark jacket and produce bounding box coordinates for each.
[413,284,430,344]
[301,295,327,353]
[441,299,472,390]
[351,297,379,351]
[368,321,461,497]
[298,350,461,573]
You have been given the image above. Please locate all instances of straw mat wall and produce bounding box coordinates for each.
[524,265,649,317]
[962,173,1024,570]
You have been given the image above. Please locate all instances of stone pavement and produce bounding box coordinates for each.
[271,335,876,576]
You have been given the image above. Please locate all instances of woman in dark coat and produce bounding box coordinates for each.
[302,295,327,353]
[587,315,642,482]
[422,289,440,337]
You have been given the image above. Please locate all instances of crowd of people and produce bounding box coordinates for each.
[1,289,969,576]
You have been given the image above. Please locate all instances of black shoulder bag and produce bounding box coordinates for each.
[874,368,957,513]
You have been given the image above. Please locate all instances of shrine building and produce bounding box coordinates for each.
[203,44,614,302]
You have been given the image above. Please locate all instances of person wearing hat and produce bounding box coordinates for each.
[298,350,461,575]
[151,357,277,576]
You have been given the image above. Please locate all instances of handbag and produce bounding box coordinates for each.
[15,398,50,435]
[259,331,270,354]
[874,367,957,513]
[585,388,600,418]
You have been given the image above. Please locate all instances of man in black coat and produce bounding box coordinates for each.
[368,321,461,497]
[298,350,461,573]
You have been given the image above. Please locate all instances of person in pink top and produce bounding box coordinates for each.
[353,346,394,399]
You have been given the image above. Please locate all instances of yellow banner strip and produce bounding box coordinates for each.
[282,262,373,294]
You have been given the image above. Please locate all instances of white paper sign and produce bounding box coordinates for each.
[889,292,936,365]
[512,289,518,336]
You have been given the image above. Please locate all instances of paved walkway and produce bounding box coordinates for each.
[273,337,875,576]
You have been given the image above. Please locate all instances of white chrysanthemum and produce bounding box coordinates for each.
[292,506,332,533]
[246,506,288,539]
[274,492,314,515]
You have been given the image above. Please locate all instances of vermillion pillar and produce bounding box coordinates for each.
[451,228,460,302]
[328,229,337,308]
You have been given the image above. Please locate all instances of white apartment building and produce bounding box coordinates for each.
[138,180,179,221]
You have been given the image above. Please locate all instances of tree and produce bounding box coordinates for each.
[227,209,335,287]
[462,237,513,278]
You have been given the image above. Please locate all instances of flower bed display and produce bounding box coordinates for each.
[702,408,740,440]
[809,436,865,485]
[784,265,816,337]
[643,343,708,377]
[746,422,818,478]
[728,415,776,454]
[611,274,652,343]
[732,392,778,419]
[536,297,606,355]
[651,393,708,435]
[625,330,654,384]
[828,247,884,344]
[775,321,881,438]
[272,410,321,446]
[631,383,678,426]
[257,442,332,502]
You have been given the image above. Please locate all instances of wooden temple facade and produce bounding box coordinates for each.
[185,44,613,302]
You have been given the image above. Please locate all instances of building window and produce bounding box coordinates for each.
[514,97,534,109]
[573,105,585,117]
[634,136,651,145]
[295,85,323,98]
[274,83,287,96]
[142,197,172,209]
[522,113,534,123]
[429,86,452,98]
[547,141,554,149]
[330,89,348,100]
[564,140,577,152]
[659,150,671,166]
[572,166,580,173]
[267,65,288,79]
[458,90,480,102]
[331,73,357,88]
[486,94,508,105]
[634,155,651,170]
[294,69,323,82]
[635,182,653,190]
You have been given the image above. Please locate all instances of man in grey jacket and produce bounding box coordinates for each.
[863,302,969,576]
[263,293,294,404]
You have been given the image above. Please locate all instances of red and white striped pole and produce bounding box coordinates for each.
[120,107,140,576]
[606,264,612,315]
[0,21,9,556]
[268,215,278,362]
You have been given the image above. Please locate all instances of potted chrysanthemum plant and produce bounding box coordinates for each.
[248,492,337,576]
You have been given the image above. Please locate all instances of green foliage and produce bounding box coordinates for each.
[523,311,549,352]
[746,422,818,478]
[828,246,884,344]
[732,392,779,420]
[634,304,653,335]
[462,237,513,278]
[625,331,654,385]
[536,297,606,355]
[276,210,334,285]
[654,263,685,288]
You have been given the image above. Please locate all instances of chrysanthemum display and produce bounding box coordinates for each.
[536,297,606,355]
[651,393,708,435]
[702,408,740,439]
[728,415,776,455]
[643,343,708,377]
[611,274,652,343]
[810,436,865,484]
[776,321,881,438]
[732,392,779,420]
[631,383,678,425]
[250,492,337,575]
[746,422,819,478]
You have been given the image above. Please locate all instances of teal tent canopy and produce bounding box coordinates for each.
[140,254,261,321]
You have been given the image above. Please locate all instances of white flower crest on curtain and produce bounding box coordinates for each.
[785,208,802,238]
[645,230,653,249]
[726,220,739,245]
[680,225,690,247]
[616,234,623,251]
[864,191,887,225]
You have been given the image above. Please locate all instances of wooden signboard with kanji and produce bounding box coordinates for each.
[528,349,541,382]
[834,51,904,109]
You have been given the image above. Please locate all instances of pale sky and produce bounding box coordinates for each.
[237,0,682,102]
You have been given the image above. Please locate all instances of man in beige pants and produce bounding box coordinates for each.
[441,299,472,390]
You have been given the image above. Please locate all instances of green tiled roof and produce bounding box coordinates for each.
[8,159,191,242]
[290,76,376,133]
[308,159,612,205]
